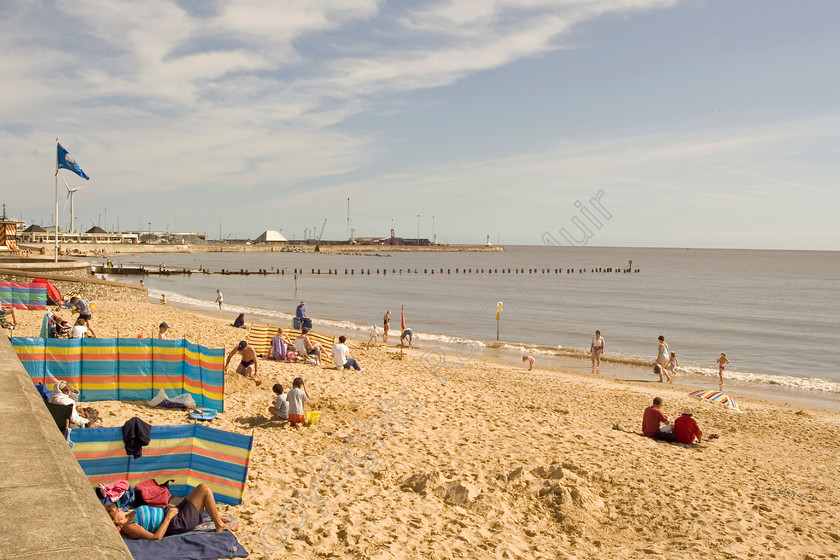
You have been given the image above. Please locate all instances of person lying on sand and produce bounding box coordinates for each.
[105,483,233,539]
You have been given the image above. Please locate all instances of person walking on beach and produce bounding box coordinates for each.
[655,335,670,382]
[225,340,259,383]
[590,330,605,373]
[716,353,730,386]
[383,310,391,343]
[665,352,679,383]
[642,397,674,442]
[66,296,93,329]
[215,290,223,314]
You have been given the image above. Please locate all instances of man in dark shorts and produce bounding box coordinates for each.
[225,340,259,383]
[66,296,93,329]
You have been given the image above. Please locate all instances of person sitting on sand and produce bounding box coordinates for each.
[299,327,321,364]
[158,322,170,339]
[286,377,308,428]
[673,408,702,444]
[225,341,259,382]
[0,305,18,330]
[268,329,288,361]
[49,380,99,428]
[522,355,535,371]
[232,313,246,328]
[104,483,233,539]
[268,383,289,421]
[642,397,674,442]
[332,336,361,371]
[71,317,95,338]
[400,327,413,348]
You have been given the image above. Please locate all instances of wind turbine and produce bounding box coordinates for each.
[61,175,81,233]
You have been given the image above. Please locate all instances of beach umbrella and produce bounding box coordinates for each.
[688,389,741,412]
[400,305,406,330]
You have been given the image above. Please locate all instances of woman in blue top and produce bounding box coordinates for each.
[105,483,232,540]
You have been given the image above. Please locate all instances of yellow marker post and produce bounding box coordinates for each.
[496,302,502,341]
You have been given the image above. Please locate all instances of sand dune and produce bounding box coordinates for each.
[13,301,840,559]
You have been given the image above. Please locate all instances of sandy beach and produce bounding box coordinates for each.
[13,300,840,560]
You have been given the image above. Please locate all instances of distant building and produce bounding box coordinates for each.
[254,230,288,243]
[18,225,139,244]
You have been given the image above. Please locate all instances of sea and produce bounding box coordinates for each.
[102,246,840,408]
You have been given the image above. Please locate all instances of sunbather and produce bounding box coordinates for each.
[105,483,232,539]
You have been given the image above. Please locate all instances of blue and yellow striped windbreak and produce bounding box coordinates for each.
[70,424,252,505]
[11,337,225,411]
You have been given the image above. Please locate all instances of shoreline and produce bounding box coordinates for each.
[147,287,840,412]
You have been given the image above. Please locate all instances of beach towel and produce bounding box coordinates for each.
[124,530,248,560]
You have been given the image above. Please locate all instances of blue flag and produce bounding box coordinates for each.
[56,143,90,180]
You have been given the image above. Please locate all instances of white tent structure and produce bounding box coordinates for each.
[254,230,288,243]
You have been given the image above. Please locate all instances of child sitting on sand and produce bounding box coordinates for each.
[522,355,535,371]
[268,383,288,422]
[286,377,309,428]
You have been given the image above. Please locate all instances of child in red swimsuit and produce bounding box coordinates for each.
[716,353,730,385]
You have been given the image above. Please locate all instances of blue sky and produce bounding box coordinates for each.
[2,0,838,249]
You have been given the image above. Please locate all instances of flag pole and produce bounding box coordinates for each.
[55,138,59,263]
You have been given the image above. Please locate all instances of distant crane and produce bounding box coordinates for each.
[317,218,327,242]
[347,198,356,244]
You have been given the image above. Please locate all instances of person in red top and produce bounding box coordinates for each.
[642,397,674,441]
[674,409,703,444]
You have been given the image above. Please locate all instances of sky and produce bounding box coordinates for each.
[1,0,838,249]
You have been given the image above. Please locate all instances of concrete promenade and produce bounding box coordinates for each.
[0,335,132,560]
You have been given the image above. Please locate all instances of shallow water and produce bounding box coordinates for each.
[106,246,840,400]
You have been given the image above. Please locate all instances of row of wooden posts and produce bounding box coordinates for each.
[136,266,641,275]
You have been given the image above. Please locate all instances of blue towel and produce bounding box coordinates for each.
[124,531,248,560]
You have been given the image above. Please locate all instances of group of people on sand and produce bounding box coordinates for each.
[641,396,717,445]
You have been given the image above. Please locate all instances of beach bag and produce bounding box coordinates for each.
[136,478,174,507]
